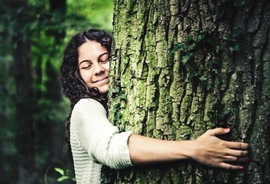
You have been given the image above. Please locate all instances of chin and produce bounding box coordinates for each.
[98,87,109,94]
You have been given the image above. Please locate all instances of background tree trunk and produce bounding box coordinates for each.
[11,0,67,183]
[110,0,270,183]
[12,0,38,183]
[0,5,16,182]
[34,0,67,168]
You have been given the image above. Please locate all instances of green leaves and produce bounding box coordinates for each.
[54,167,76,182]
[170,28,242,91]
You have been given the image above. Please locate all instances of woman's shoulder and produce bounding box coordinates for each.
[73,98,106,112]
[76,98,100,105]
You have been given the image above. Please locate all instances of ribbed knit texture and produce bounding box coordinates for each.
[70,98,133,184]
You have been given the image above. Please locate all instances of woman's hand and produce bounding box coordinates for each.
[189,128,249,170]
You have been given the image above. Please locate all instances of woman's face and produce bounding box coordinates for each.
[78,40,110,94]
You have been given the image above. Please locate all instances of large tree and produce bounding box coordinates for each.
[110,0,270,183]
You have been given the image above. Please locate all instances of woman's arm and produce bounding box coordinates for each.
[128,128,249,170]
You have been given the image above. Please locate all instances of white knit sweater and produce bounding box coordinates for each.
[70,98,133,183]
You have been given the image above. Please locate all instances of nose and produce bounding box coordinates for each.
[94,63,105,76]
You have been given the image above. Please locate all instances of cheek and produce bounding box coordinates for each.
[104,62,110,71]
[80,70,93,83]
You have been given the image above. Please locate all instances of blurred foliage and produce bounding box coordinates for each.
[0,0,113,183]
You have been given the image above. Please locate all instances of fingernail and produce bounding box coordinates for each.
[239,166,244,170]
[225,128,231,132]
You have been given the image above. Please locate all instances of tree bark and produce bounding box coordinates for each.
[110,0,270,183]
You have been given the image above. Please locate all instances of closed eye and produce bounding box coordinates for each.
[99,54,111,63]
[82,64,92,69]
[80,61,92,70]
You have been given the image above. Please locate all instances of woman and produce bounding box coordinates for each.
[59,29,249,184]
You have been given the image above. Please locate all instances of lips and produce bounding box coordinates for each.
[94,77,109,83]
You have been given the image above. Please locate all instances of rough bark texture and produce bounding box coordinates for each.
[110,0,270,183]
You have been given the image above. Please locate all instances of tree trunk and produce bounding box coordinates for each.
[46,0,66,162]
[110,0,270,183]
[0,7,16,183]
[14,39,39,184]
[10,0,41,183]
[35,0,66,165]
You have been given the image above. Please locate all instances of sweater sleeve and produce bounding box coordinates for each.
[71,98,133,169]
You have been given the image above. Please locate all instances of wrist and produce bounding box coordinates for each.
[176,140,196,161]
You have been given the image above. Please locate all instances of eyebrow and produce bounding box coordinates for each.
[79,52,109,66]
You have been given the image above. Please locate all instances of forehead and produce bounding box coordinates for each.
[78,40,108,60]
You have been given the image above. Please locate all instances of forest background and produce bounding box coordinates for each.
[0,0,113,183]
[1,0,270,184]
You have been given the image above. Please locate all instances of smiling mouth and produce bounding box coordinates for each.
[95,77,109,83]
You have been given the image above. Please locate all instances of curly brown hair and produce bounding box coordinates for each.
[59,29,113,163]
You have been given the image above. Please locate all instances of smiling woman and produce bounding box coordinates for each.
[59,29,249,184]
[78,40,110,94]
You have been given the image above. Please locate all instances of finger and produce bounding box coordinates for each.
[227,149,249,157]
[222,155,238,162]
[219,162,245,170]
[226,142,249,150]
[206,127,230,136]
[222,155,249,162]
